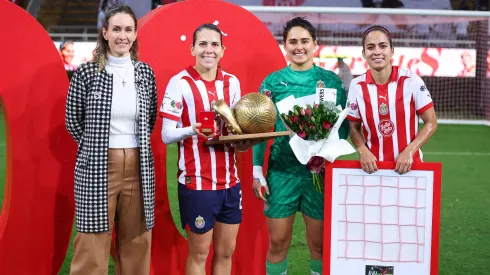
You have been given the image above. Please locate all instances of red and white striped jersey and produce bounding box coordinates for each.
[159,66,241,191]
[347,66,434,162]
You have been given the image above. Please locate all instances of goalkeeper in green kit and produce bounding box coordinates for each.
[252,17,349,275]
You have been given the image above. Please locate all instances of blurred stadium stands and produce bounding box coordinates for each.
[12,0,490,121]
[27,0,485,59]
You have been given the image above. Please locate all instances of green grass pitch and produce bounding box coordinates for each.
[0,113,488,274]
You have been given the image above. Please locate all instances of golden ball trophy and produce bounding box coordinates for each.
[206,93,290,145]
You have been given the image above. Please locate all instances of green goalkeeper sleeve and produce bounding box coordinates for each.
[252,140,267,166]
[253,75,274,167]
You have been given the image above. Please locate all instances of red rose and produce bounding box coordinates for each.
[322,121,332,130]
[305,108,311,116]
[298,131,306,138]
[309,124,315,130]
[290,116,299,123]
[306,156,325,171]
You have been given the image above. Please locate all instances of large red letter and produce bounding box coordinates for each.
[0,1,75,273]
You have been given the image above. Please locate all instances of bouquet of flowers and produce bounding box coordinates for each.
[277,96,355,193]
[281,101,340,142]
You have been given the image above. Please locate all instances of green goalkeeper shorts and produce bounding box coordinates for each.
[263,171,324,220]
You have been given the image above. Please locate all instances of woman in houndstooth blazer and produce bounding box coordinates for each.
[65,5,157,275]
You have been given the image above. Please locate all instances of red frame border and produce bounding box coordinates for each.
[323,160,442,274]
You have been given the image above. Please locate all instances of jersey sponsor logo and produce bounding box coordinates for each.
[195,215,205,229]
[163,95,182,114]
[279,81,288,87]
[379,102,389,115]
[378,119,395,137]
[420,85,427,91]
[171,100,183,110]
[350,102,358,111]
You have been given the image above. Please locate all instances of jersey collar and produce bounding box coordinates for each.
[366,66,398,84]
[186,66,224,81]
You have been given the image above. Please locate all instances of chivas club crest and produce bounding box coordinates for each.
[195,215,205,229]
[379,102,389,115]
[316,80,325,88]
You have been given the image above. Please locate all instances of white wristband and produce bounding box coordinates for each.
[253,165,267,187]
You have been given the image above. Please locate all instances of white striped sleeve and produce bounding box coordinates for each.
[160,76,184,121]
[161,118,195,144]
[411,75,434,114]
[347,81,361,122]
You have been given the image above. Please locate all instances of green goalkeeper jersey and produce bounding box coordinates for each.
[253,65,350,178]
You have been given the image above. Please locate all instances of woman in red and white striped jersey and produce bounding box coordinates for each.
[159,23,253,275]
[347,25,438,174]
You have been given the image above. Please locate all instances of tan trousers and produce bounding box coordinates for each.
[70,148,152,275]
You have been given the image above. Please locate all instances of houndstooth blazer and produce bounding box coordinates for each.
[65,60,157,233]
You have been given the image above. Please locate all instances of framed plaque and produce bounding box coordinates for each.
[324,160,442,275]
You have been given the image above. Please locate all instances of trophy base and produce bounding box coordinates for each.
[205,131,291,145]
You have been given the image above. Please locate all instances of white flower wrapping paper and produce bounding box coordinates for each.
[276,94,356,164]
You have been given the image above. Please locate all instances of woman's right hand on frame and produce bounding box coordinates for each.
[358,146,378,174]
